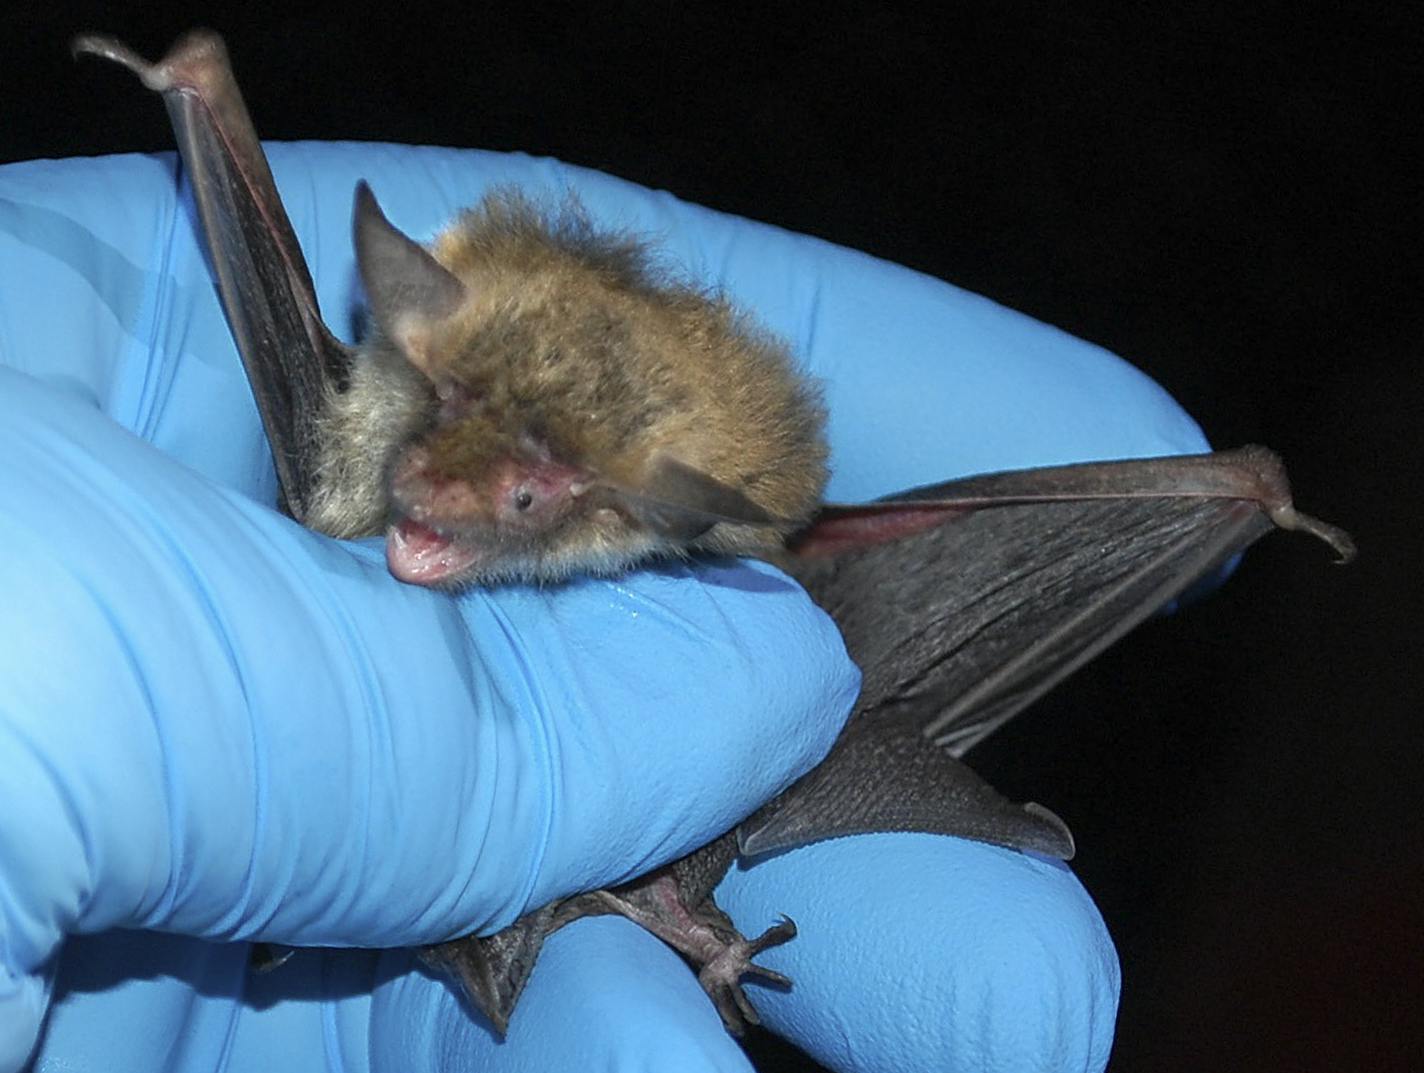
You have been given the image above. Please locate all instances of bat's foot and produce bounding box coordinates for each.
[696,915,797,1034]
[570,880,798,1034]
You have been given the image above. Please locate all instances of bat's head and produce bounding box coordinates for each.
[353,183,828,587]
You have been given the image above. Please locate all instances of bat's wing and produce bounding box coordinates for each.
[739,446,1353,858]
[73,31,353,522]
[738,718,1079,858]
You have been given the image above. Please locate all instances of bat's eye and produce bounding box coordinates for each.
[497,467,582,525]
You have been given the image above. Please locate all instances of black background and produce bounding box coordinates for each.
[4,5,1419,1071]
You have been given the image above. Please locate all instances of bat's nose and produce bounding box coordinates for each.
[390,446,483,526]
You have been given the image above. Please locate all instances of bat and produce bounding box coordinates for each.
[74,29,1354,1038]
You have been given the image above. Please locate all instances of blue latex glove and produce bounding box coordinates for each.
[0,143,1206,1073]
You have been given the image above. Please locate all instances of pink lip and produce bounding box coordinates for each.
[385,518,481,586]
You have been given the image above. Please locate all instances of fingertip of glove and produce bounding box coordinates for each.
[0,971,47,1073]
[960,860,1121,1072]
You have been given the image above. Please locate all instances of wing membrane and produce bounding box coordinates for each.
[75,30,353,521]
[746,448,1351,856]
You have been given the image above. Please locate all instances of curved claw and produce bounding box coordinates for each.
[1267,503,1358,563]
[72,29,228,93]
[71,34,153,77]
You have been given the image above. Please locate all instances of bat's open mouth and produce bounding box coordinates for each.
[386,518,480,586]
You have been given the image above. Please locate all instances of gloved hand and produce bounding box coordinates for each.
[0,148,854,1073]
[0,143,1205,1073]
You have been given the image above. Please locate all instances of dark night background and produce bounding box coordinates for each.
[3,5,1418,1071]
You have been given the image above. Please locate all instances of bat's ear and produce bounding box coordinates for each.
[615,455,776,541]
[353,181,466,379]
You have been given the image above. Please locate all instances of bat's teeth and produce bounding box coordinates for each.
[397,514,453,539]
[387,518,479,586]
[569,481,589,497]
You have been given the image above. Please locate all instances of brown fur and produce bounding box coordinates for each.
[427,193,828,531]
[314,190,828,583]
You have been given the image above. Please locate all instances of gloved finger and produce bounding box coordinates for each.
[37,934,402,1073]
[32,923,758,1073]
[27,933,250,1073]
[715,833,1120,1073]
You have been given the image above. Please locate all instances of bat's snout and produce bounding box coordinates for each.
[389,443,593,544]
[390,446,484,529]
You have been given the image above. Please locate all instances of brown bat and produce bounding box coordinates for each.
[74,30,1354,1037]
